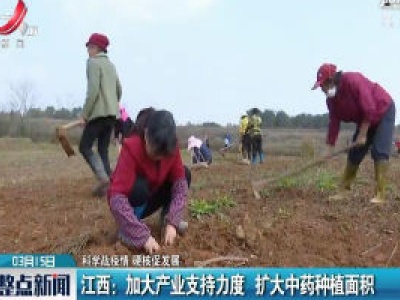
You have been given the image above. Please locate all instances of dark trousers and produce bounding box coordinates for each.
[251,134,263,158]
[129,166,191,220]
[192,145,212,165]
[192,147,204,164]
[241,134,251,160]
[79,116,116,178]
[349,102,396,165]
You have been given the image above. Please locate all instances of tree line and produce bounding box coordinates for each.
[201,109,352,129]
[4,106,357,129]
[22,106,83,119]
[259,109,330,129]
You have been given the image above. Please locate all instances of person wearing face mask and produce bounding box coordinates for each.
[312,63,396,204]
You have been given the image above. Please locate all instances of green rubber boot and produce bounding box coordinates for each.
[329,161,359,201]
[370,160,389,204]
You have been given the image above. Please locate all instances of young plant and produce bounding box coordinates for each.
[189,199,218,219]
[276,177,302,189]
[189,195,236,219]
[316,171,337,192]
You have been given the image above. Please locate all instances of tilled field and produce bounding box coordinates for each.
[1,139,399,267]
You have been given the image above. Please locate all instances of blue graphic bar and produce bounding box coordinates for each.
[0,254,76,268]
[77,268,400,299]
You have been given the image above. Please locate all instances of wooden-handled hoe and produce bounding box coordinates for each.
[56,120,83,157]
[251,145,354,199]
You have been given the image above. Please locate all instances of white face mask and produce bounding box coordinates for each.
[325,86,337,98]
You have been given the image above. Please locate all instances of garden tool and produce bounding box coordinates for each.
[251,144,354,199]
[56,120,83,157]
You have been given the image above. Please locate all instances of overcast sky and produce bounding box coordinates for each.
[0,0,399,125]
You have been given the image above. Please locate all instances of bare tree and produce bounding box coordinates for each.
[8,80,36,135]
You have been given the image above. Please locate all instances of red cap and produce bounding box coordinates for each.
[86,33,109,52]
[311,63,337,90]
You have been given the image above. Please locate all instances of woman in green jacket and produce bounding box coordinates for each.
[79,33,122,197]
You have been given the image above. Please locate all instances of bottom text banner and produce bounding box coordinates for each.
[77,268,400,299]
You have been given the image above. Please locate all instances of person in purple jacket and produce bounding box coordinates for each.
[312,63,396,204]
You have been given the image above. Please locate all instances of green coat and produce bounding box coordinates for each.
[82,53,122,121]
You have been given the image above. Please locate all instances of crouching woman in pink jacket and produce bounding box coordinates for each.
[107,108,191,254]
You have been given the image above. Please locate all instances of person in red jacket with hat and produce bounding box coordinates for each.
[108,108,191,254]
[312,63,396,204]
[79,33,122,197]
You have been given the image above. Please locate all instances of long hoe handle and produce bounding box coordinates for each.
[61,120,83,130]
[251,144,353,199]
